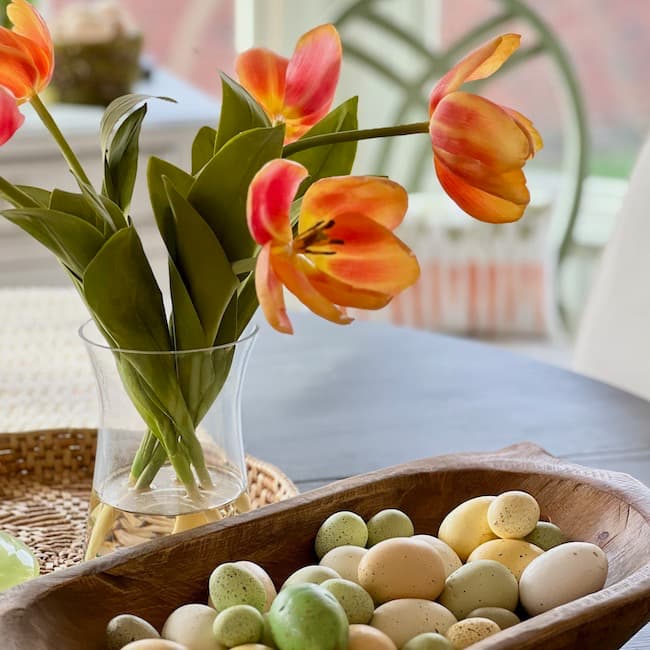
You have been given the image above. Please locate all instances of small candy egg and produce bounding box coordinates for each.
[234,561,277,612]
[161,604,220,650]
[106,614,159,650]
[468,539,544,580]
[213,605,264,647]
[445,618,501,649]
[366,509,414,546]
[370,599,457,648]
[438,560,518,619]
[348,624,397,650]
[315,511,368,558]
[488,491,540,539]
[467,607,520,629]
[122,641,187,650]
[411,535,462,578]
[402,632,453,649]
[525,521,567,551]
[519,541,608,615]
[358,537,446,603]
[281,565,340,589]
[321,578,374,624]
[438,496,497,561]
[209,563,267,612]
[320,545,367,583]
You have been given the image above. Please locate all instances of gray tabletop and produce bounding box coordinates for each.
[243,315,650,648]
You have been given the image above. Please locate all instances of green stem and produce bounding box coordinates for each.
[129,430,158,483]
[134,443,167,490]
[29,94,92,186]
[282,121,430,157]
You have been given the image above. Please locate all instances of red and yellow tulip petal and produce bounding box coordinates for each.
[429,34,520,113]
[307,213,420,295]
[430,92,532,173]
[271,249,352,326]
[247,159,308,246]
[434,149,530,205]
[255,243,293,334]
[300,176,408,233]
[236,47,289,119]
[434,155,526,223]
[0,87,23,145]
[0,42,38,100]
[283,24,341,123]
[503,106,543,156]
[301,263,392,310]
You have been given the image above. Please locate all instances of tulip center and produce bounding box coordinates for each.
[293,219,343,256]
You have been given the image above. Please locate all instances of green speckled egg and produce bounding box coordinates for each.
[282,565,340,589]
[209,563,267,612]
[524,521,567,550]
[321,578,374,624]
[0,532,39,591]
[402,632,454,650]
[106,614,159,650]
[213,604,264,647]
[467,607,520,629]
[315,511,368,558]
[366,509,414,546]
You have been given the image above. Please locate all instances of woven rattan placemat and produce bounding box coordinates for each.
[0,428,298,573]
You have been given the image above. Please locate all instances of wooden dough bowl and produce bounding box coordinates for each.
[0,443,648,649]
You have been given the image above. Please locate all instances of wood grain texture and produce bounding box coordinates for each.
[0,443,648,650]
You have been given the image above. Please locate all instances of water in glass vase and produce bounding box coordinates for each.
[85,464,248,558]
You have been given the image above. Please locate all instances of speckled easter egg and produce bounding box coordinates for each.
[315,511,368,558]
[438,496,497,561]
[282,565,340,589]
[122,641,187,650]
[209,563,267,612]
[467,607,520,629]
[366,509,414,546]
[106,614,160,650]
[213,605,264,647]
[488,491,540,539]
[411,535,462,578]
[321,578,374,624]
[161,604,220,650]
[445,618,501,649]
[468,539,544,580]
[402,632,454,650]
[235,561,277,612]
[320,545,368,583]
[524,521,567,550]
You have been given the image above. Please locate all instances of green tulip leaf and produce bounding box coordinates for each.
[50,189,100,228]
[16,185,50,207]
[79,180,128,233]
[188,124,284,263]
[191,126,217,175]
[215,73,271,153]
[0,177,42,208]
[288,96,359,194]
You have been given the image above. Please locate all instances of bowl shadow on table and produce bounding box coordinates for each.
[0,442,648,650]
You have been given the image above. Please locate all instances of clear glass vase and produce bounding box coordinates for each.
[79,320,258,559]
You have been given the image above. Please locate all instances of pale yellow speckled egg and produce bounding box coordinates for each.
[320,545,368,583]
[488,491,540,539]
[412,535,462,578]
[161,604,221,650]
[122,641,188,650]
[438,496,497,561]
[468,538,544,580]
[445,618,501,649]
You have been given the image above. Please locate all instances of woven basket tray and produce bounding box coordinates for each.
[0,428,298,573]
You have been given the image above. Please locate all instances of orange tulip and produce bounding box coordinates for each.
[0,0,53,103]
[236,24,341,144]
[247,159,420,333]
[429,34,543,224]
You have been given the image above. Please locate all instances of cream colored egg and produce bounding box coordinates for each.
[438,560,518,619]
[358,537,446,603]
[235,561,277,612]
[468,538,544,580]
[445,618,501,649]
[122,641,188,650]
[412,535,462,577]
[371,599,457,648]
[348,624,397,650]
[281,564,340,589]
[320,545,367,583]
[467,607,520,629]
[488,491,540,539]
[438,496,497,561]
[519,542,608,615]
[402,632,454,649]
[162,604,222,650]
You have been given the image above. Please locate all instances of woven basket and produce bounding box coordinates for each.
[0,428,298,573]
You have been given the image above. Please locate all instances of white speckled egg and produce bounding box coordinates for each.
[281,564,340,589]
[321,578,374,624]
[315,511,368,558]
[162,604,222,650]
[468,538,544,580]
[320,545,367,583]
[467,607,520,629]
[209,563,267,612]
[106,614,159,650]
[519,541,608,615]
[348,624,397,650]
[438,496,497,561]
[412,535,462,578]
[488,491,540,539]
[366,509,414,546]
[370,599,457,648]
[213,604,264,647]
[445,618,501,649]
